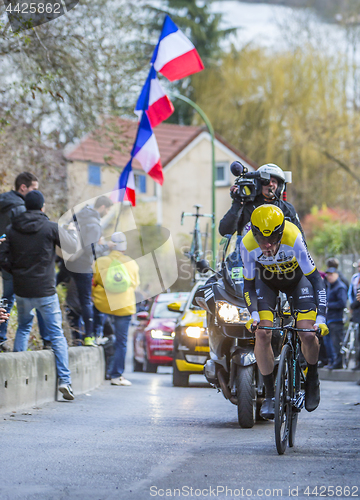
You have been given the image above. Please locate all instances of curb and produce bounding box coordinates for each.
[318,367,360,382]
[0,346,105,413]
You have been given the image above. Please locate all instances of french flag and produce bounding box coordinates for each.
[112,160,136,206]
[131,112,163,185]
[135,66,174,128]
[151,15,204,82]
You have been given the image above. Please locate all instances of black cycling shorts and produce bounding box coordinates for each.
[255,268,317,322]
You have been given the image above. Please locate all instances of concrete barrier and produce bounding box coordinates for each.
[0,346,105,413]
[319,367,359,382]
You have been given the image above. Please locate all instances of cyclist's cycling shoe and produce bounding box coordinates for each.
[305,374,320,412]
[260,397,275,419]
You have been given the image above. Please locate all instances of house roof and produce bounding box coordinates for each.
[64,117,257,170]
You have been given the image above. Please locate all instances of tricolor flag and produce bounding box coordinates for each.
[135,66,174,128]
[151,15,204,82]
[113,160,136,206]
[115,14,203,201]
[131,112,163,185]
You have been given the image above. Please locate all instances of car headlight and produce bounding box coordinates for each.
[150,329,164,338]
[185,326,205,338]
[150,329,174,339]
[216,301,250,324]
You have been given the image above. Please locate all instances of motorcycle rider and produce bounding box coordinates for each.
[240,205,328,419]
[219,163,303,236]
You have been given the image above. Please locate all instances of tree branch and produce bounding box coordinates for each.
[322,150,360,185]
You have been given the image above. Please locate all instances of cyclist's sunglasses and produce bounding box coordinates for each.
[253,229,282,246]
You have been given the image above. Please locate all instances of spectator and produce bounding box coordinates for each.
[326,257,349,288]
[0,190,78,400]
[64,277,84,346]
[65,196,113,347]
[0,172,51,351]
[325,266,348,370]
[348,259,360,371]
[92,231,140,386]
[0,307,10,324]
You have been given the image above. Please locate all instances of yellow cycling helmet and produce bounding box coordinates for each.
[251,205,285,245]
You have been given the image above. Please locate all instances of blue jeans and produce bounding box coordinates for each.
[93,305,105,338]
[107,315,131,378]
[0,270,50,343]
[69,272,94,337]
[14,294,71,384]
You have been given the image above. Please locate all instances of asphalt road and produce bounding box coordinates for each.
[1,361,359,500]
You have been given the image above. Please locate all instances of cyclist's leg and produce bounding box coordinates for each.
[254,274,278,418]
[289,275,319,365]
[254,275,278,376]
[289,275,320,411]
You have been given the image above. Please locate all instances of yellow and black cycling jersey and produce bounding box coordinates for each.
[239,221,327,323]
[240,220,315,278]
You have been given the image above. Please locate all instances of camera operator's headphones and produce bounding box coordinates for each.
[257,164,286,198]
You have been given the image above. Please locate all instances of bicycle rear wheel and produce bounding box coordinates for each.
[275,343,293,455]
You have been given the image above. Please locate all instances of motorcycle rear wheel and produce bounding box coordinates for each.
[275,343,293,455]
[236,365,257,429]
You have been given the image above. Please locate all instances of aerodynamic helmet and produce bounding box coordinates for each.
[257,163,286,197]
[251,205,285,246]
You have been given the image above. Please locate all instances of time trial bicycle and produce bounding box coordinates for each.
[260,299,323,455]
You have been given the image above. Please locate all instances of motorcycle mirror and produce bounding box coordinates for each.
[136,311,149,321]
[167,302,182,312]
[196,259,212,274]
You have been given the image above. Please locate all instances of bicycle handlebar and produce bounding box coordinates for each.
[251,324,321,335]
[181,212,214,224]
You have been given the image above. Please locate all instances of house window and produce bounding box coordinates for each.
[88,164,101,186]
[134,174,147,194]
[215,162,229,186]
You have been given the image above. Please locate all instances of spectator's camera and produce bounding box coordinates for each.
[0,298,8,309]
[230,161,271,202]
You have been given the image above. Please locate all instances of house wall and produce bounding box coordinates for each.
[161,134,248,251]
[66,160,158,231]
[66,135,253,253]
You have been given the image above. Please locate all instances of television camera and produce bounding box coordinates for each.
[230,161,271,203]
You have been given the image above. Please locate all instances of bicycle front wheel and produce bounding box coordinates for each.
[275,343,293,455]
[289,358,301,448]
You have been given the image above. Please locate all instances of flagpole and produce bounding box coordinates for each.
[171,94,216,266]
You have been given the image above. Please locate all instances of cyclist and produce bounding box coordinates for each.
[239,205,328,419]
[219,163,303,237]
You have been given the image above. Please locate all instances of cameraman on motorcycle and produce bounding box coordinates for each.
[239,205,328,420]
[219,163,303,237]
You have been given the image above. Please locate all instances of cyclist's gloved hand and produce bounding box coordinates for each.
[245,312,260,332]
[245,319,255,331]
[314,323,329,336]
[314,315,328,336]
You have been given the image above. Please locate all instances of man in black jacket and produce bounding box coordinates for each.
[219,163,303,237]
[325,267,348,370]
[0,172,50,351]
[0,190,78,400]
[65,196,113,347]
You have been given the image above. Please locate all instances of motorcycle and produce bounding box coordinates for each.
[194,234,282,429]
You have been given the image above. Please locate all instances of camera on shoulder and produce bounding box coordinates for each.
[230,161,271,203]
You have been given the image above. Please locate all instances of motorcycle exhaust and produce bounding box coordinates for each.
[204,359,217,384]
[218,368,237,405]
